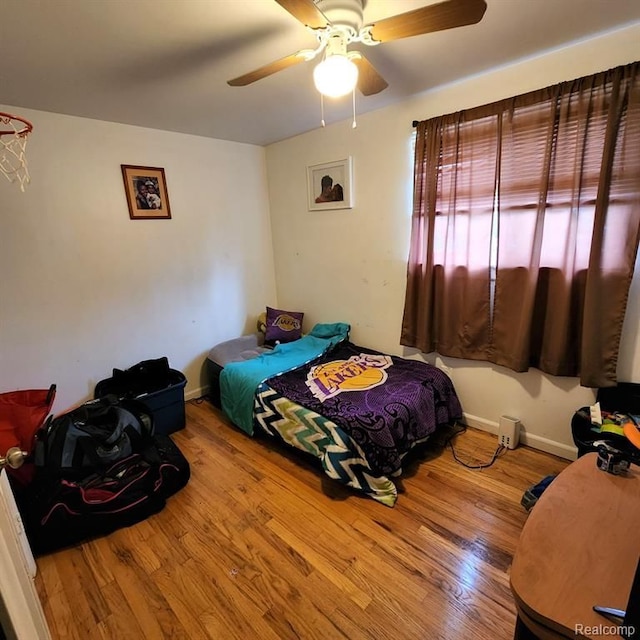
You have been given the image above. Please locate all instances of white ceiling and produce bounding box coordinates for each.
[2,0,640,146]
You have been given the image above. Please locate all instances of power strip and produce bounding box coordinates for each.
[498,415,520,449]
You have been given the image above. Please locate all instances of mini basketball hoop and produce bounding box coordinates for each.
[0,112,33,192]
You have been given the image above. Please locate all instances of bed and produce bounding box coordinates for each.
[207,323,462,506]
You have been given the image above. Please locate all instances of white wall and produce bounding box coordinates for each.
[0,107,276,413]
[265,24,640,459]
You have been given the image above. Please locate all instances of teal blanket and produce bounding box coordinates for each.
[220,322,350,434]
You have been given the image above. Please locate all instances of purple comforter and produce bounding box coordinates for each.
[265,341,462,476]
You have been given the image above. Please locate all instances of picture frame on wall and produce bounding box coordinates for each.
[121,165,172,219]
[307,157,353,211]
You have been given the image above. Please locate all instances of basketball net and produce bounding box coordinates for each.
[0,112,33,192]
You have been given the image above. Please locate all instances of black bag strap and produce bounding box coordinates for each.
[38,414,76,475]
[33,415,54,468]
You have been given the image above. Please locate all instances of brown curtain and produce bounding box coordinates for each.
[401,61,640,387]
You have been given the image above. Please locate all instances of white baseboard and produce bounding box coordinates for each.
[519,432,578,461]
[461,413,499,435]
[185,385,208,401]
[461,412,578,461]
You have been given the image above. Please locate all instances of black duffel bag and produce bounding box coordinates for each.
[33,395,153,479]
[15,434,190,556]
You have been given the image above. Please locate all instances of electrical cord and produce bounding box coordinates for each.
[441,423,506,470]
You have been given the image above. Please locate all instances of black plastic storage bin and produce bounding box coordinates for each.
[95,363,187,436]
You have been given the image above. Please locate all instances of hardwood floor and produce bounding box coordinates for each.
[35,399,569,640]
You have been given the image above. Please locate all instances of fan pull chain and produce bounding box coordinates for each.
[318,91,357,129]
[352,88,357,129]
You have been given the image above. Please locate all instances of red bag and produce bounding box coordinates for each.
[0,385,56,485]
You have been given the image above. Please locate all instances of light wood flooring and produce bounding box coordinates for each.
[35,399,569,640]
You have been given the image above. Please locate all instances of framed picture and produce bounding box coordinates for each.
[307,157,353,211]
[121,165,172,219]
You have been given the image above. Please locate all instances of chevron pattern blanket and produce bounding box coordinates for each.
[254,341,462,505]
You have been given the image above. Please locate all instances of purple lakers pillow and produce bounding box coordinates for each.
[265,306,304,344]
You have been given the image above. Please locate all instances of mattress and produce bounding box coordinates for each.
[209,324,462,506]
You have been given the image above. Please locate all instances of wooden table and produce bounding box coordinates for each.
[510,453,640,639]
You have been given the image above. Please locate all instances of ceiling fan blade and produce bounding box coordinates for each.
[274,0,330,29]
[368,0,487,43]
[227,52,308,86]
[353,55,388,96]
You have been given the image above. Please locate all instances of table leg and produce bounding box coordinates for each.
[514,614,540,640]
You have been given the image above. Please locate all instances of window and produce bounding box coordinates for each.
[401,62,640,387]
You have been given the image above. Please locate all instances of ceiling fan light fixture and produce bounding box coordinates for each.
[313,54,358,98]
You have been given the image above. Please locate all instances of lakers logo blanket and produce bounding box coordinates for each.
[265,341,462,476]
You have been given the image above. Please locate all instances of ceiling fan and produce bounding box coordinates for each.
[228,0,487,98]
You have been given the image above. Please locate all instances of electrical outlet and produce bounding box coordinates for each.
[499,433,511,448]
[498,415,520,449]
